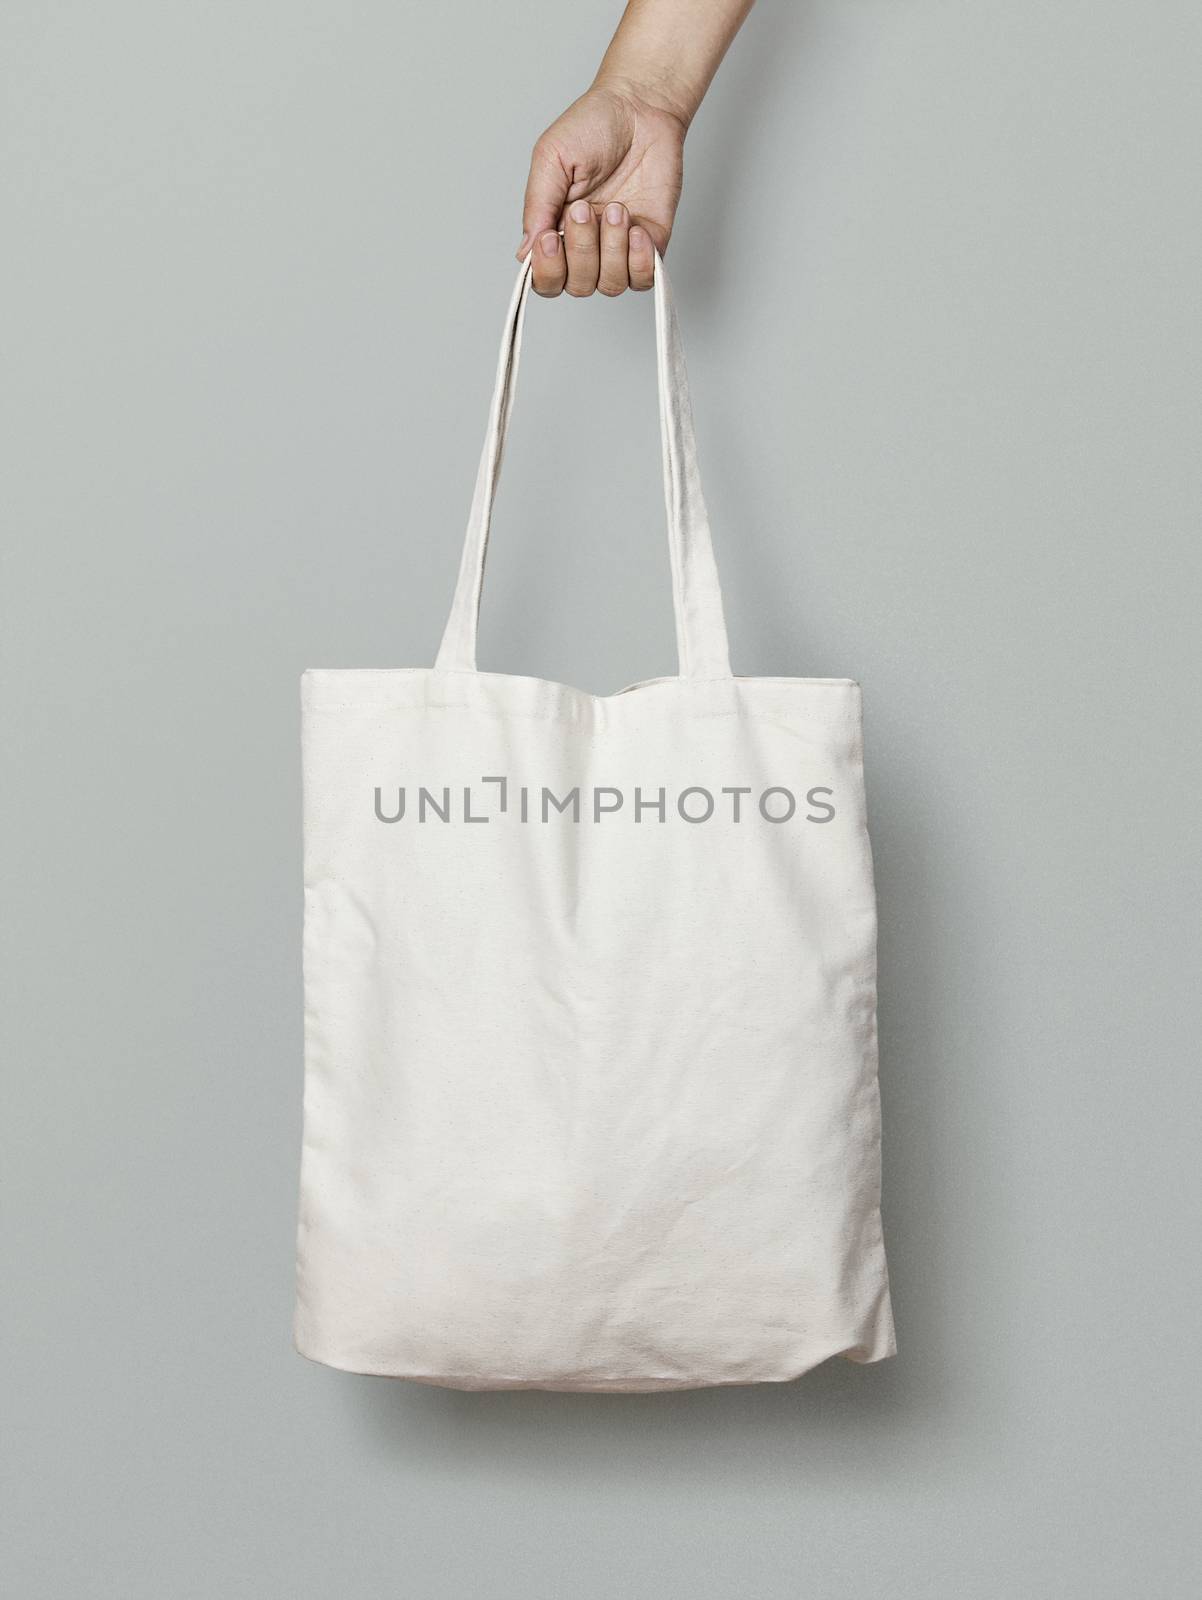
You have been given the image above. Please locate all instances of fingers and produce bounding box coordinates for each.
[597,203,630,296]
[528,210,658,299]
[628,225,655,291]
[531,229,566,297]
[519,135,569,261]
[563,201,600,296]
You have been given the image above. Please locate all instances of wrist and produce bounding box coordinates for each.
[591,67,698,133]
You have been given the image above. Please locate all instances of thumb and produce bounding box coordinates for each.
[518,138,570,259]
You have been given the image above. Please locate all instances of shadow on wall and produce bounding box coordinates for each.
[674,0,823,315]
[344,1348,906,1491]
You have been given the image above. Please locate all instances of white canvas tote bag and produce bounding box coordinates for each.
[295,251,896,1391]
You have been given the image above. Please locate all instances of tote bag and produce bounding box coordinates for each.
[295,251,895,1391]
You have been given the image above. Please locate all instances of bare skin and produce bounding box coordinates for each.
[518,0,756,296]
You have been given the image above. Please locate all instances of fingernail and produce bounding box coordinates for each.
[629,226,648,249]
[605,203,625,226]
[516,231,529,258]
[539,231,560,257]
[569,201,592,225]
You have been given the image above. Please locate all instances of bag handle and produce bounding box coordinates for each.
[434,248,733,681]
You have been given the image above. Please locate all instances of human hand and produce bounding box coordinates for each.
[517,84,685,297]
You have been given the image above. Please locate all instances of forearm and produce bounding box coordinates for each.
[593,0,756,130]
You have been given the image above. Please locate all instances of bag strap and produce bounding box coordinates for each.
[435,248,732,681]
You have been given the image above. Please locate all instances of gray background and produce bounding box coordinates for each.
[3,1,1200,1595]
